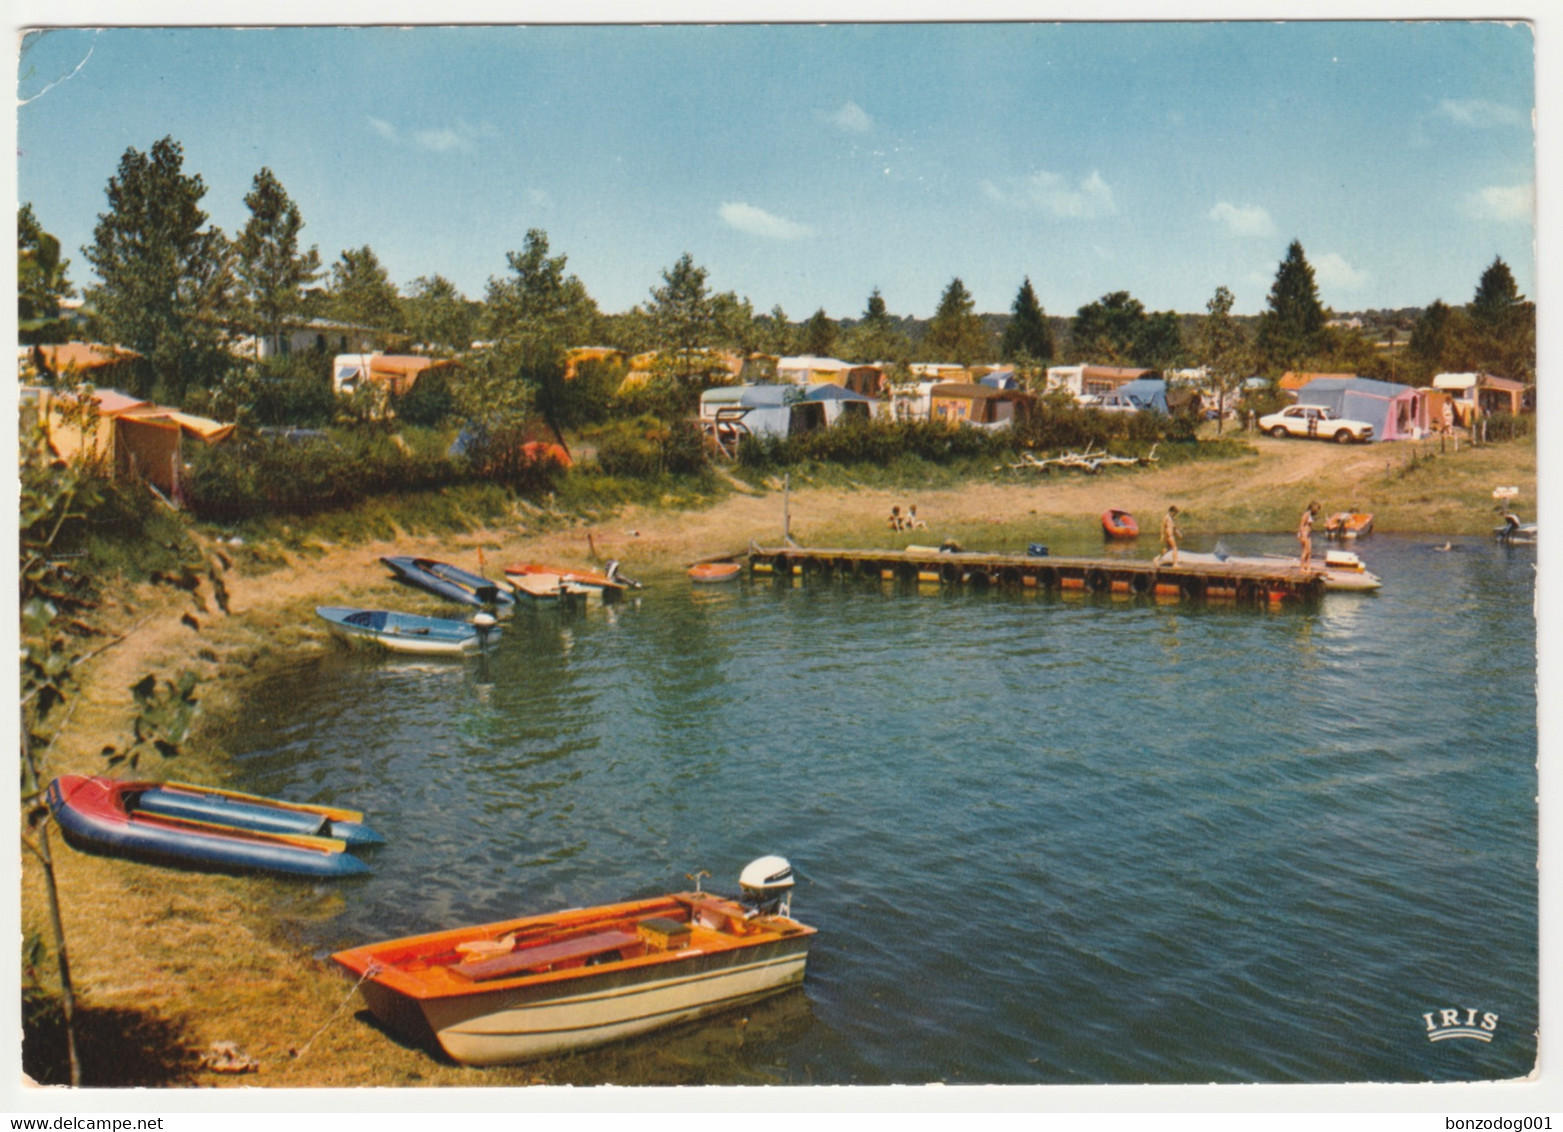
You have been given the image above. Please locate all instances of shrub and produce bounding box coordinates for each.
[591,415,707,478]
[394,369,456,427]
[1482,411,1531,441]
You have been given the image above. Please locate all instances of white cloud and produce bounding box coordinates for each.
[368,116,398,142]
[414,127,468,153]
[719,202,814,241]
[829,101,872,133]
[1208,201,1276,237]
[1437,99,1525,128]
[1466,183,1534,223]
[982,169,1116,219]
[1313,252,1368,292]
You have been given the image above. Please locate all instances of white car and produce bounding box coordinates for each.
[1258,405,1374,443]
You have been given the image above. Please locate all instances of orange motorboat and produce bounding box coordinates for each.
[1323,512,1374,539]
[688,562,741,584]
[331,857,813,1066]
[1101,509,1140,539]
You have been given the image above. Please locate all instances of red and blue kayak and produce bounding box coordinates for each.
[46,775,382,879]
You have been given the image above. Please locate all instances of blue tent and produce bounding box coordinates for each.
[1294,376,1420,442]
[1110,378,1169,414]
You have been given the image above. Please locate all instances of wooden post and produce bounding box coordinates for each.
[782,473,793,545]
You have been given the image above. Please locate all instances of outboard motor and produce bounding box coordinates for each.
[738,855,795,919]
[472,612,497,647]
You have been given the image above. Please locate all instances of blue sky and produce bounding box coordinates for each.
[16,21,1537,321]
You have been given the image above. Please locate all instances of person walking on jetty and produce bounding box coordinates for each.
[1298,501,1322,567]
[1158,505,1182,567]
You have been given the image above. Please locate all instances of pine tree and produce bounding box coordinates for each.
[404,274,476,355]
[326,246,404,339]
[234,167,321,355]
[803,308,838,356]
[649,253,714,378]
[1469,256,1522,331]
[82,136,233,402]
[924,277,988,365]
[1256,239,1326,370]
[1000,277,1053,365]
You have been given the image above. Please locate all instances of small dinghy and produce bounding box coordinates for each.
[1323,512,1374,538]
[316,606,500,654]
[332,856,813,1066]
[688,562,741,584]
[1101,509,1139,539]
[381,556,515,608]
[47,775,382,878]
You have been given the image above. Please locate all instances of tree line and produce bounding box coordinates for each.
[20,135,1536,425]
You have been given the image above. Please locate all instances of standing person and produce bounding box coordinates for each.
[1298,501,1321,567]
[1158,505,1182,566]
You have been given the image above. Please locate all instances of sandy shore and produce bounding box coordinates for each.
[23,434,1535,1087]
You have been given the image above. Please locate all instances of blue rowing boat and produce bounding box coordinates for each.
[316,606,500,655]
[381,556,515,607]
[47,775,382,879]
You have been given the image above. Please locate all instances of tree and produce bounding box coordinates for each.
[1194,286,1250,434]
[1469,256,1522,332]
[325,246,403,339]
[18,203,73,324]
[842,288,910,364]
[1072,291,1146,364]
[649,253,715,378]
[404,274,477,355]
[82,137,234,403]
[802,308,839,356]
[924,277,988,365]
[472,228,601,436]
[1000,277,1053,366]
[754,304,796,357]
[710,291,759,355]
[1256,239,1326,370]
[233,168,320,356]
[1135,311,1185,370]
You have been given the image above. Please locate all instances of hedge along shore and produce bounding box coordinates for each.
[22,434,1535,1087]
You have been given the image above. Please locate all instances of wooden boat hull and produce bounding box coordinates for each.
[381,557,515,607]
[47,775,375,878]
[1101,509,1139,539]
[688,562,741,584]
[334,892,814,1066]
[316,606,497,654]
[368,935,807,1065]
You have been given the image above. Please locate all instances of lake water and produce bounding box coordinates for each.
[217,533,1538,1085]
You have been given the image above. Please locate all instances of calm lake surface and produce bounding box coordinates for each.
[217,533,1537,1085]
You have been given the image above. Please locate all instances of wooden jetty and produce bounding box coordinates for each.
[747,545,1327,606]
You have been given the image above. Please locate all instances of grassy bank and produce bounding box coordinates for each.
[20,432,1536,1088]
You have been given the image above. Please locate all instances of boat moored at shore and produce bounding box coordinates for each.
[316,606,500,654]
[331,856,813,1065]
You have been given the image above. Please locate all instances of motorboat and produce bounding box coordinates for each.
[381,556,516,608]
[1167,548,1383,592]
[47,775,381,878]
[316,606,500,654]
[331,857,814,1066]
[1323,512,1374,538]
[1495,521,1537,544]
[688,562,742,584]
[1101,509,1139,539]
[505,560,641,592]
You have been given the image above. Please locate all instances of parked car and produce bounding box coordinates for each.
[1258,405,1374,443]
